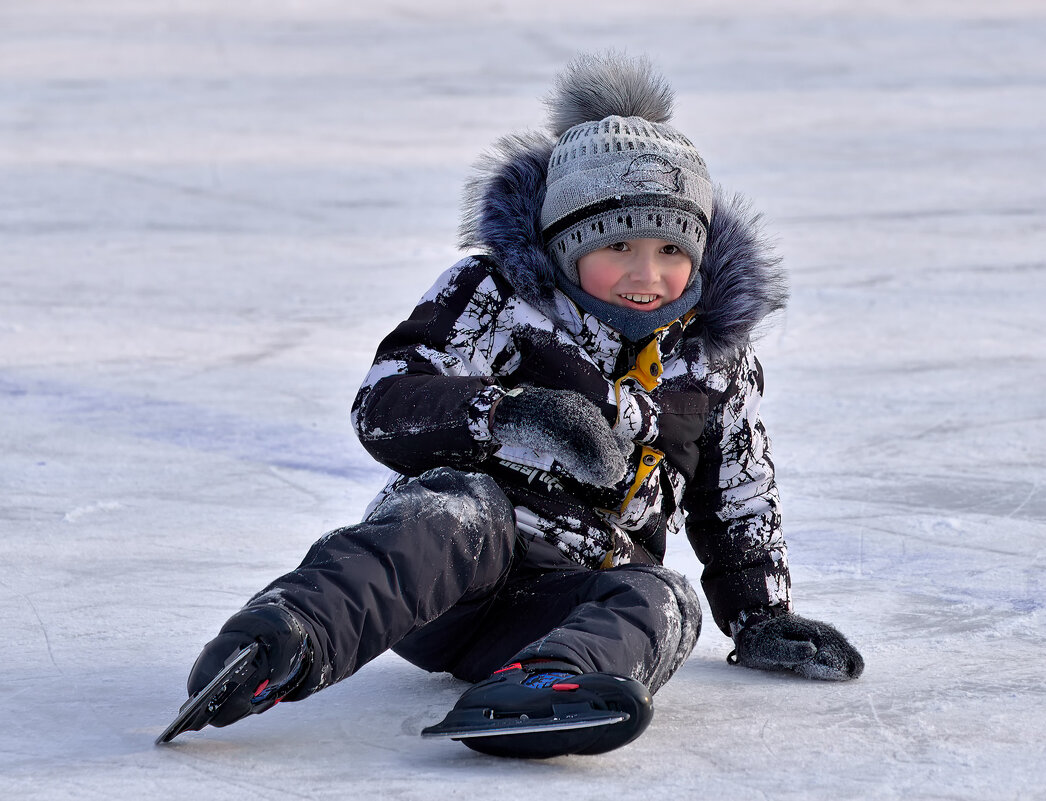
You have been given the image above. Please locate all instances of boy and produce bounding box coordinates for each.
[169,52,863,759]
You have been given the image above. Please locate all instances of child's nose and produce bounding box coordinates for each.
[629,252,659,282]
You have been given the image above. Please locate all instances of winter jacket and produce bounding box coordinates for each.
[350,133,791,636]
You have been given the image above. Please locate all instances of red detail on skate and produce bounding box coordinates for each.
[493,663,523,675]
[253,679,270,697]
[551,683,580,691]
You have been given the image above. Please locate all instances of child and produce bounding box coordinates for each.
[176,52,863,759]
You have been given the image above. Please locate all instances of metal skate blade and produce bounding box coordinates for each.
[155,643,259,745]
[421,711,629,739]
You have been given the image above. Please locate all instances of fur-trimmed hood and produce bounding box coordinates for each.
[458,132,788,358]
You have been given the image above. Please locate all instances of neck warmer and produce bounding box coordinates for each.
[556,274,703,343]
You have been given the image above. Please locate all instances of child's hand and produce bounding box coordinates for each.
[730,613,864,681]
[491,386,629,487]
[186,605,312,726]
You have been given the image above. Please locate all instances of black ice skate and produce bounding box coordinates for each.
[421,661,653,758]
[156,644,262,744]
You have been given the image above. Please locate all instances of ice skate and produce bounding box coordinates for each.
[422,661,653,758]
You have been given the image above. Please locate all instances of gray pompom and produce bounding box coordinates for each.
[544,50,675,137]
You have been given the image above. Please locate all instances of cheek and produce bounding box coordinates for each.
[661,263,692,302]
[577,257,622,301]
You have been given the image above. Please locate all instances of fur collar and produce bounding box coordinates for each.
[458,132,788,359]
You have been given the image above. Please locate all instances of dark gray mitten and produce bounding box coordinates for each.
[731,613,864,681]
[491,387,628,487]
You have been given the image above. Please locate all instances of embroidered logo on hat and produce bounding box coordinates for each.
[621,155,682,194]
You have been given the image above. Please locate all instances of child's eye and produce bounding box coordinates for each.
[662,244,682,255]
[608,242,629,252]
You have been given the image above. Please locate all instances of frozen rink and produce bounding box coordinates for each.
[3,1,1045,798]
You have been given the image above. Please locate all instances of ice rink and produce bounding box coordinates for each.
[2,2,1044,798]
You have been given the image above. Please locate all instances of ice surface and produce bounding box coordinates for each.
[2,1,1044,799]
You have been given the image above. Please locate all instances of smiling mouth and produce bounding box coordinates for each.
[619,293,659,305]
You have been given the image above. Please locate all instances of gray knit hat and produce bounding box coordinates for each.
[540,53,713,286]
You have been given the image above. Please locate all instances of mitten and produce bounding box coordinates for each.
[491,387,628,487]
[730,613,864,681]
[187,604,312,726]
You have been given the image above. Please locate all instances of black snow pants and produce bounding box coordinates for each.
[250,467,701,699]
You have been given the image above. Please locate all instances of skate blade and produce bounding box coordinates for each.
[421,711,629,739]
[155,643,259,745]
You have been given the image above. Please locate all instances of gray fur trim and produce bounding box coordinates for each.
[690,189,788,360]
[458,131,559,308]
[543,50,674,138]
[458,137,788,357]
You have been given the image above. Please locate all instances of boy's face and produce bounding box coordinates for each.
[576,239,692,311]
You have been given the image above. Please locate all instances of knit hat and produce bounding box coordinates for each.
[540,53,714,288]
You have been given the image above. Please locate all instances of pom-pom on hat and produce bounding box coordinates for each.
[540,52,714,288]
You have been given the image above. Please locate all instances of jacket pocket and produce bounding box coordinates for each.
[654,391,709,481]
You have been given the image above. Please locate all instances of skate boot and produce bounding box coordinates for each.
[421,660,653,758]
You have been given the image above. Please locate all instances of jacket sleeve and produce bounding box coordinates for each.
[683,346,792,636]
[350,257,518,476]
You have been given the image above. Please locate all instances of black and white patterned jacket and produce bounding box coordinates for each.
[350,133,791,636]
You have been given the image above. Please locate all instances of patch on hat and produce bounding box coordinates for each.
[621,154,682,194]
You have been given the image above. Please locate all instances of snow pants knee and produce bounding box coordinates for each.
[250,468,701,698]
